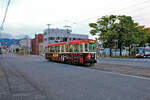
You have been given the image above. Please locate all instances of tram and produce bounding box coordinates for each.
[45,40,97,66]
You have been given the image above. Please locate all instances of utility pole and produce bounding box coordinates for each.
[47,24,51,43]
[64,25,71,41]
[63,20,76,42]
[47,24,51,29]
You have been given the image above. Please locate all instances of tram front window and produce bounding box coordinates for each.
[89,43,95,52]
[85,43,88,52]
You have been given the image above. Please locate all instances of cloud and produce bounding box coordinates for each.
[1,0,150,38]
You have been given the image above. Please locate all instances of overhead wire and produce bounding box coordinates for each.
[72,0,150,25]
[0,0,11,31]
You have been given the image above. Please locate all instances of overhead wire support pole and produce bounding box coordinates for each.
[64,25,71,41]
[47,24,51,44]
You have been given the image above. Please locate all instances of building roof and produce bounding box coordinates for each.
[44,28,88,39]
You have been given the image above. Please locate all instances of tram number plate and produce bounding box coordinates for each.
[53,53,58,57]
[89,40,95,43]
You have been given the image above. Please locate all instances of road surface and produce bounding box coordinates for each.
[0,54,150,100]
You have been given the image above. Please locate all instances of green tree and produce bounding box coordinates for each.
[144,27,150,46]
[16,48,20,53]
[89,15,147,56]
[89,15,117,56]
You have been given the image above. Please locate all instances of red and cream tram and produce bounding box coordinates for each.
[45,40,97,65]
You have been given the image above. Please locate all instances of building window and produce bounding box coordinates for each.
[56,37,60,40]
[49,37,55,40]
[61,37,63,41]
[44,38,47,41]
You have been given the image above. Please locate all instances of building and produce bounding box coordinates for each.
[43,28,88,53]
[30,34,43,55]
[39,43,43,55]
[9,44,20,54]
[19,36,31,54]
[30,38,35,55]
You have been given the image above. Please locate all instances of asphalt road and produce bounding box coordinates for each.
[0,54,150,100]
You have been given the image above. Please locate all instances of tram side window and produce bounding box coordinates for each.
[45,47,48,53]
[61,45,64,52]
[51,46,54,52]
[55,46,58,52]
[74,43,79,52]
[50,46,52,52]
[66,44,69,52]
[58,46,60,52]
[80,43,83,52]
[85,43,88,52]
[53,46,55,52]
[47,47,49,53]
[49,47,50,53]
[69,44,73,52]
[49,47,51,52]
[89,43,95,52]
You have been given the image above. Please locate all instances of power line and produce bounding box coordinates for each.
[0,0,5,23]
[73,0,150,25]
[0,0,11,31]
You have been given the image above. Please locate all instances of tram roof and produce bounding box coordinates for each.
[46,40,95,47]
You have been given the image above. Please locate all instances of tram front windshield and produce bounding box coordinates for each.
[89,43,95,52]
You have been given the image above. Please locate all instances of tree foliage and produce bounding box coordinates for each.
[89,15,148,56]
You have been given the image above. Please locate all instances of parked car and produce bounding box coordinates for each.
[136,53,144,58]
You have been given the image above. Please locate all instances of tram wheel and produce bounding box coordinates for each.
[84,62,91,67]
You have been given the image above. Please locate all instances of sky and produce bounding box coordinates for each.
[0,0,150,39]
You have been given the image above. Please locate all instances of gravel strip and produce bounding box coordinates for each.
[92,63,150,78]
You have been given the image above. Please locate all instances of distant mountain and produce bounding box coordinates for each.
[0,33,14,39]
[0,33,31,39]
